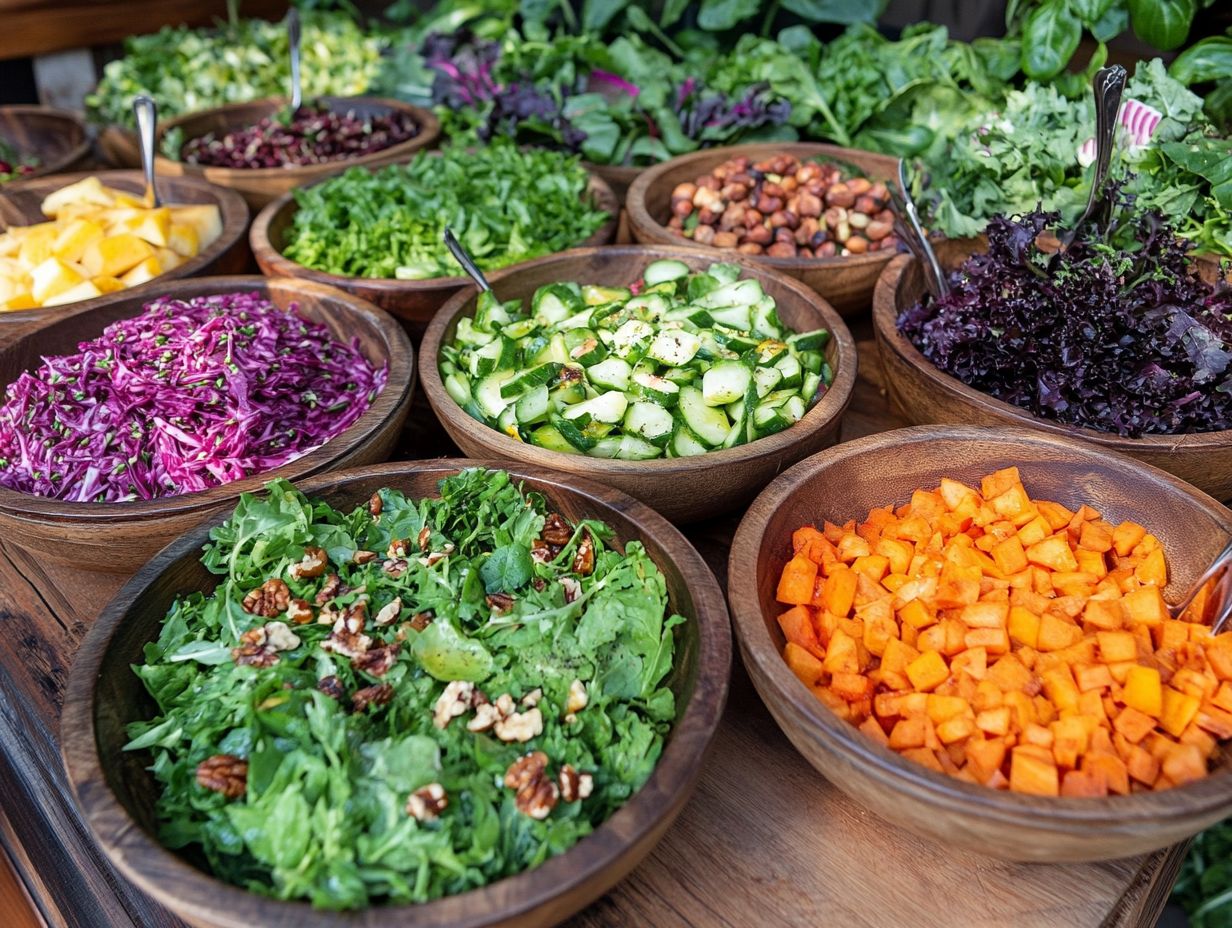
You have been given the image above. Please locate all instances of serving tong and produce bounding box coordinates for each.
[132,95,161,208]
[443,227,493,292]
[890,159,948,300]
[1172,538,1232,634]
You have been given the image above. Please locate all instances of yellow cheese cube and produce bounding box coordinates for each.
[43,279,103,306]
[125,207,172,248]
[52,218,105,264]
[167,223,200,258]
[0,231,21,257]
[119,255,163,287]
[29,256,85,304]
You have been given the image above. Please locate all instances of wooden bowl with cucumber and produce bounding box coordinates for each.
[420,245,857,523]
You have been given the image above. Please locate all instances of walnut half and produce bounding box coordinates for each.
[196,754,247,798]
[242,578,290,617]
[504,751,558,820]
[406,782,448,821]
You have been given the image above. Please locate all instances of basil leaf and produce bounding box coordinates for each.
[1021,0,1082,80]
[1129,0,1195,51]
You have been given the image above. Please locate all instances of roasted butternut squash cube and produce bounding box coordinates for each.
[1112,521,1147,557]
[784,642,825,686]
[1123,666,1163,718]
[1122,587,1168,627]
[1133,548,1168,587]
[1159,686,1201,738]
[906,650,950,692]
[820,566,857,617]
[1025,535,1079,572]
[1010,748,1059,796]
[823,629,861,676]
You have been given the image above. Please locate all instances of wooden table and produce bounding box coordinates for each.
[0,321,1186,927]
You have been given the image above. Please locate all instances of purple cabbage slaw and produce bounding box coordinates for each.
[0,291,387,503]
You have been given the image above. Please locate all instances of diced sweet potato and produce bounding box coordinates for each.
[1123,666,1163,718]
[1083,752,1130,795]
[1113,521,1147,557]
[831,672,874,702]
[1010,748,1060,796]
[907,650,950,692]
[1061,768,1109,797]
[792,526,835,566]
[1025,535,1079,572]
[821,566,858,619]
[889,716,928,750]
[1113,706,1157,744]
[776,555,818,605]
[778,605,824,660]
[1122,587,1168,627]
[1125,744,1160,786]
[1038,613,1082,652]
[784,642,825,686]
[858,715,889,746]
[823,629,861,676]
[1134,548,1168,587]
[1195,703,1232,739]
[1074,663,1114,693]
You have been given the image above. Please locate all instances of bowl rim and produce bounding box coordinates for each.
[155,95,442,181]
[728,423,1232,830]
[60,457,732,928]
[418,243,859,475]
[0,104,92,179]
[872,252,1232,452]
[0,274,414,522]
[249,165,621,295]
[625,140,901,274]
[0,169,250,325]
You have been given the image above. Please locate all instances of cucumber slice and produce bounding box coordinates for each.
[561,391,628,424]
[642,258,690,287]
[762,388,799,408]
[751,299,783,338]
[532,333,569,366]
[515,385,550,424]
[530,423,578,453]
[647,329,702,366]
[789,329,831,352]
[497,404,522,439]
[503,318,540,340]
[474,371,517,419]
[500,362,563,398]
[797,350,824,374]
[624,401,675,445]
[550,415,596,451]
[581,284,631,306]
[532,282,583,324]
[586,356,632,392]
[625,293,670,319]
[720,332,759,354]
[550,380,587,410]
[775,353,803,389]
[558,308,598,331]
[821,360,835,386]
[802,371,822,402]
[469,337,515,378]
[706,262,741,285]
[695,278,763,310]
[679,386,730,446]
[565,329,607,365]
[753,366,783,397]
[723,399,747,449]
[707,304,753,332]
[702,360,752,406]
[474,292,516,331]
[613,434,665,460]
[662,304,714,327]
[610,319,654,361]
[752,403,790,435]
[670,425,709,457]
[454,316,495,347]
[781,395,806,423]
[631,369,680,406]
[753,339,789,366]
[444,371,472,407]
[663,366,697,385]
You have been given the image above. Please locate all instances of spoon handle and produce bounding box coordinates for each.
[892,159,948,300]
[132,95,160,209]
[287,8,303,113]
[443,228,492,292]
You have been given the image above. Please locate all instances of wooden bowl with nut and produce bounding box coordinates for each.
[61,458,731,928]
[627,142,903,317]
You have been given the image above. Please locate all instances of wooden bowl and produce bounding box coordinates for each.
[873,252,1232,502]
[154,96,441,210]
[0,170,249,327]
[626,142,902,318]
[420,245,857,523]
[728,423,1232,862]
[250,168,620,337]
[0,275,413,574]
[61,458,731,928]
[0,105,91,181]
[585,161,640,206]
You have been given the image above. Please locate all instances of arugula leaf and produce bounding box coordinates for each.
[480,544,534,593]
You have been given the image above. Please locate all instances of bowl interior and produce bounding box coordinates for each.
[0,106,89,176]
[73,461,728,927]
[0,276,412,521]
[742,427,1232,808]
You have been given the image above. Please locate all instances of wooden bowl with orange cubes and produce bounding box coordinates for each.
[728,424,1232,862]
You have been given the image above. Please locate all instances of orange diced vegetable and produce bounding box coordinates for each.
[776,555,818,605]
[784,642,825,686]
[1123,666,1163,718]
[1010,748,1059,796]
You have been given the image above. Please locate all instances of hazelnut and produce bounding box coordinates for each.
[696,207,717,226]
[671,182,697,202]
[743,208,763,227]
[766,242,798,258]
[868,181,890,202]
[835,220,851,243]
[798,246,814,258]
[737,242,764,255]
[847,177,872,196]
[672,198,693,218]
[745,224,772,245]
[719,182,748,201]
[853,195,879,216]
[774,226,795,245]
[822,206,847,229]
[768,210,790,229]
[781,209,800,230]
[719,204,745,230]
[761,181,785,199]
[845,235,869,254]
[794,217,819,245]
[696,174,721,191]
[713,231,740,249]
[816,240,838,257]
[780,175,798,193]
[866,219,893,241]
[795,191,822,218]
[756,194,782,214]
[692,224,716,246]
[825,184,855,209]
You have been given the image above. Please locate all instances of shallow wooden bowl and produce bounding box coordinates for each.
[626,142,902,317]
[873,252,1232,502]
[585,161,640,206]
[0,105,91,181]
[250,168,620,337]
[61,458,731,928]
[154,96,441,210]
[0,275,413,573]
[728,424,1232,861]
[0,170,249,327]
[420,244,857,523]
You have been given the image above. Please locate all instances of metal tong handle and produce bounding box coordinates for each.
[891,159,948,300]
[1170,537,1232,634]
[1057,65,1126,254]
[287,8,303,113]
[443,228,491,292]
[132,95,161,209]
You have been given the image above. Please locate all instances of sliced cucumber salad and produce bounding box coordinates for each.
[439,260,834,460]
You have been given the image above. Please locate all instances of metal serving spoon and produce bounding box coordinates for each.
[132,95,161,208]
[1170,537,1232,633]
[287,8,303,113]
[443,227,492,292]
[890,158,948,300]
[1053,65,1126,258]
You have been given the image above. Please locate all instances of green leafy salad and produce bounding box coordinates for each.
[280,141,609,280]
[125,469,684,909]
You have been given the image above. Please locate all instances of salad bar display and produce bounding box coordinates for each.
[0,2,1231,928]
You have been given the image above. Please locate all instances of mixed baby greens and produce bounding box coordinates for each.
[126,468,683,909]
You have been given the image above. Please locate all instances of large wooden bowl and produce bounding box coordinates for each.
[250,168,620,337]
[584,161,640,206]
[626,142,902,318]
[0,105,91,181]
[154,96,441,210]
[873,252,1232,502]
[0,170,249,327]
[420,245,857,523]
[61,458,731,928]
[0,276,413,573]
[728,424,1232,862]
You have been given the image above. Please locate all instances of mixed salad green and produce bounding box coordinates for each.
[280,142,609,279]
[126,468,683,909]
[440,260,833,460]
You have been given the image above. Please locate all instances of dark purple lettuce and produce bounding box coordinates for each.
[898,208,1232,437]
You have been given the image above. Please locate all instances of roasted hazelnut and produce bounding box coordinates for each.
[825,184,855,209]
[719,182,748,201]
[822,206,847,229]
[756,194,782,214]
[866,219,893,241]
[761,181,785,199]
[797,162,822,183]
[745,224,773,245]
[868,181,890,202]
[810,229,829,250]
[848,177,872,196]
[795,191,822,218]
[844,235,869,254]
[766,242,797,258]
[774,226,795,245]
[876,207,895,223]
[671,182,697,202]
[768,210,790,229]
[672,198,693,218]
[667,215,683,230]
[692,224,716,246]
[853,195,879,216]
[770,155,794,174]
[728,170,753,187]
[713,231,740,249]
[781,209,800,230]
[697,207,717,226]
[816,240,838,257]
[743,208,763,227]
[696,174,721,191]
[737,242,764,255]
[848,211,870,230]
[719,204,745,229]
[795,217,819,245]
[780,175,798,193]
[798,247,814,258]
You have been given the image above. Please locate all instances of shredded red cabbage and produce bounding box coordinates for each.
[0,291,387,502]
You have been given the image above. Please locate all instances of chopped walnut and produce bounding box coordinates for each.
[352,643,400,677]
[320,613,372,659]
[406,782,447,821]
[352,549,377,565]
[373,597,402,626]
[494,707,544,743]
[505,750,548,790]
[239,625,267,647]
[559,763,594,803]
[418,545,454,568]
[387,538,410,559]
[531,539,558,565]
[286,598,313,625]
[417,525,432,551]
[486,592,515,615]
[315,574,345,606]
[196,754,247,798]
[532,577,547,592]
[263,621,300,652]
[368,492,383,516]
[572,530,595,576]
[559,365,584,386]
[352,683,394,712]
[242,578,290,617]
[504,751,558,819]
[383,557,408,579]
[317,605,342,626]
[409,610,433,631]
[232,644,279,668]
[521,688,542,708]
[341,600,367,633]
[433,680,475,729]
[467,702,503,732]
[495,693,516,717]
[288,546,329,580]
[316,675,346,701]
[566,679,589,715]
[541,513,573,547]
[560,577,582,604]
